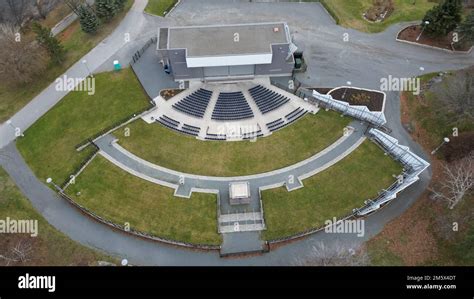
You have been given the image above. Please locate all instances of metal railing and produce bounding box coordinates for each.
[310,90,387,127]
[130,37,157,65]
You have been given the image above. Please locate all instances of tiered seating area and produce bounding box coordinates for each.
[172,89,213,118]
[156,115,201,137]
[266,118,286,132]
[181,124,201,136]
[285,108,308,125]
[242,129,263,140]
[212,92,254,121]
[205,133,227,141]
[249,85,290,114]
[157,115,180,131]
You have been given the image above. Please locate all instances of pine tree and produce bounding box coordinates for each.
[77,4,100,34]
[96,0,117,22]
[115,0,127,12]
[31,22,65,64]
[422,0,462,37]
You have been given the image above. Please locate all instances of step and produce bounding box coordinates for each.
[219,222,265,233]
[219,212,262,223]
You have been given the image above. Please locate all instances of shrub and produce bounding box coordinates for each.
[422,0,463,37]
[77,5,100,34]
[350,93,371,106]
[442,132,474,162]
[31,22,65,65]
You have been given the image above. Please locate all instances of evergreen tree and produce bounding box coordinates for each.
[96,0,117,22]
[77,4,100,34]
[115,0,127,12]
[31,22,65,64]
[422,0,462,37]
[458,11,474,44]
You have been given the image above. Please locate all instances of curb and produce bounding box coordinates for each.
[143,0,181,18]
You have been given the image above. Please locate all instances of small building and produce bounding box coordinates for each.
[229,182,251,205]
[157,22,296,82]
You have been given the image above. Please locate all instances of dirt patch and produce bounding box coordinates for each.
[329,87,384,112]
[364,0,394,23]
[398,25,472,52]
[370,194,440,265]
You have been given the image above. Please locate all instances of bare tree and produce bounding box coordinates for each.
[431,152,474,209]
[6,0,29,27]
[430,66,474,125]
[0,239,33,266]
[294,241,370,266]
[0,23,47,84]
[34,0,58,19]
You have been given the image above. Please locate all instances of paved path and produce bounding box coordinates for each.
[0,0,470,264]
[0,0,152,149]
[95,121,365,195]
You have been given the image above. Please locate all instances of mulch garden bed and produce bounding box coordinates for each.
[160,89,184,100]
[398,25,472,52]
[329,88,385,112]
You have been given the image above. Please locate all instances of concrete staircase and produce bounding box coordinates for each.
[218,211,265,233]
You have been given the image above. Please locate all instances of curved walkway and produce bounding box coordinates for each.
[95,120,365,195]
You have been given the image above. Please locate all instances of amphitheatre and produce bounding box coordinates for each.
[0,0,472,265]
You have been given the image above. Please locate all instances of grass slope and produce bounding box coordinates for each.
[115,111,351,176]
[320,0,436,33]
[17,68,150,185]
[145,0,178,16]
[67,156,222,245]
[0,167,113,266]
[262,140,403,240]
[0,0,133,123]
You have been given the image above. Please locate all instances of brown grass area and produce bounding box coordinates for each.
[369,193,441,265]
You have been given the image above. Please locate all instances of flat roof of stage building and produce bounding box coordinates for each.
[159,22,290,60]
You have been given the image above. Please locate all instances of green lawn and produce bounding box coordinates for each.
[0,167,113,265]
[320,0,436,33]
[67,156,222,245]
[261,140,403,240]
[115,110,351,177]
[145,0,178,16]
[17,68,150,186]
[0,0,133,123]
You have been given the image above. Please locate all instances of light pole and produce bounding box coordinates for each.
[431,137,450,155]
[342,81,352,99]
[46,178,62,192]
[416,21,430,41]
[82,59,93,78]
[6,119,24,137]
